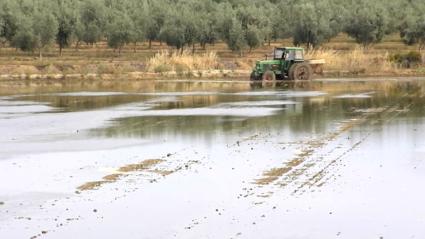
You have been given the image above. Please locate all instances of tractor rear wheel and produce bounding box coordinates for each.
[288,63,313,81]
[262,71,276,81]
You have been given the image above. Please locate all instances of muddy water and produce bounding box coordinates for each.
[1,78,425,239]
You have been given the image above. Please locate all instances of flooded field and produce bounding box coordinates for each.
[1,78,425,239]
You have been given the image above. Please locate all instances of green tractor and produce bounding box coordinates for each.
[250,47,322,81]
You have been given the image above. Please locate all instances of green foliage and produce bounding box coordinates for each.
[153,64,172,73]
[246,27,261,52]
[33,11,58,49]
[389,51,422,68]
[0,0,424,56]
[0,4,19,43]
[106,12,133,53]
[12,29,38,52]
[160,22,186,50]
[55,1,77,55]
[226,19,246,54]
[292,1,339,49]
[399,6,425,50]
[77,0,105,45]
[344,2,389,47]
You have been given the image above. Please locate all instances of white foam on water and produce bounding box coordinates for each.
[0,105,53,114]
[334,92,375,99]
[139,91,220,96]
[217,100,298,107]
[127,107,281,118]
[145,96,181,103]
[46,92,129,97]
[0,100,50,106]
[230,91,327,97]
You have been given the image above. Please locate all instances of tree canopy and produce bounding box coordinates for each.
[0,0,424,56]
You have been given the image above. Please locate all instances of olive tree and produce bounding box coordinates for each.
[292,1,339,49]
[344,2,389,47]
[55,1,77,56]
[33,11,58,59]
[11,15,38,53]
[226,19,246,56]
[144,3,165,49]
[0,5,19,47]
[399,6,425,51]
[128,10,145,52]
[75,0,105,47]
[106,12,133,54]
[159,21,186,52]
[197,16,218,50]
[246,27,261,52]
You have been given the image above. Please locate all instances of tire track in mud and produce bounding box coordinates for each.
[76,152,200,193]
[28,150,201,239]
[294,101,414,195]
[252,101,412,200]
[181,92,420,234]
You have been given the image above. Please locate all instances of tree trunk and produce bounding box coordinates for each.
[59,45,63,56]
[149,39,152,49]
[133,42,137,53]
[418,42,424,52]
[75,41,80,51]
[192,43,195,54]
[39,49,43,61]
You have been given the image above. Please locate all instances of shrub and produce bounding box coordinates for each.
[389,51,422,68]
[174,63,190,76]
[153,64,172,73]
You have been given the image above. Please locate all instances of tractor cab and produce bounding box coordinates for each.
[273,47,304,61]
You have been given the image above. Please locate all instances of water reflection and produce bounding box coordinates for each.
[3,79,425,143]
[88,81,425,142]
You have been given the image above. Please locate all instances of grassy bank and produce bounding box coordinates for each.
[306,47,425,77]
[0,34,424,80]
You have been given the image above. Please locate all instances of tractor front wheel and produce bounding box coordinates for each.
[262,71,276,81]
[288,63,313,81]
[250,71,262,81]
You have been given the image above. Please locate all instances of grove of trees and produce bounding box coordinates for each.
[0,0,424,57]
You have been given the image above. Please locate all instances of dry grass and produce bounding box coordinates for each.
[146,50,220,73]
[306,47,398,75]
[0,33,424,77]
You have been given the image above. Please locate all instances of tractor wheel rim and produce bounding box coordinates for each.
[296,66,308,80]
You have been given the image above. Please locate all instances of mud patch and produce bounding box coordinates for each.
[148,169,175,176]
[118,159,163,172]
[77,159,163,191]
[255,150,313,185]
[77,181,109,191]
